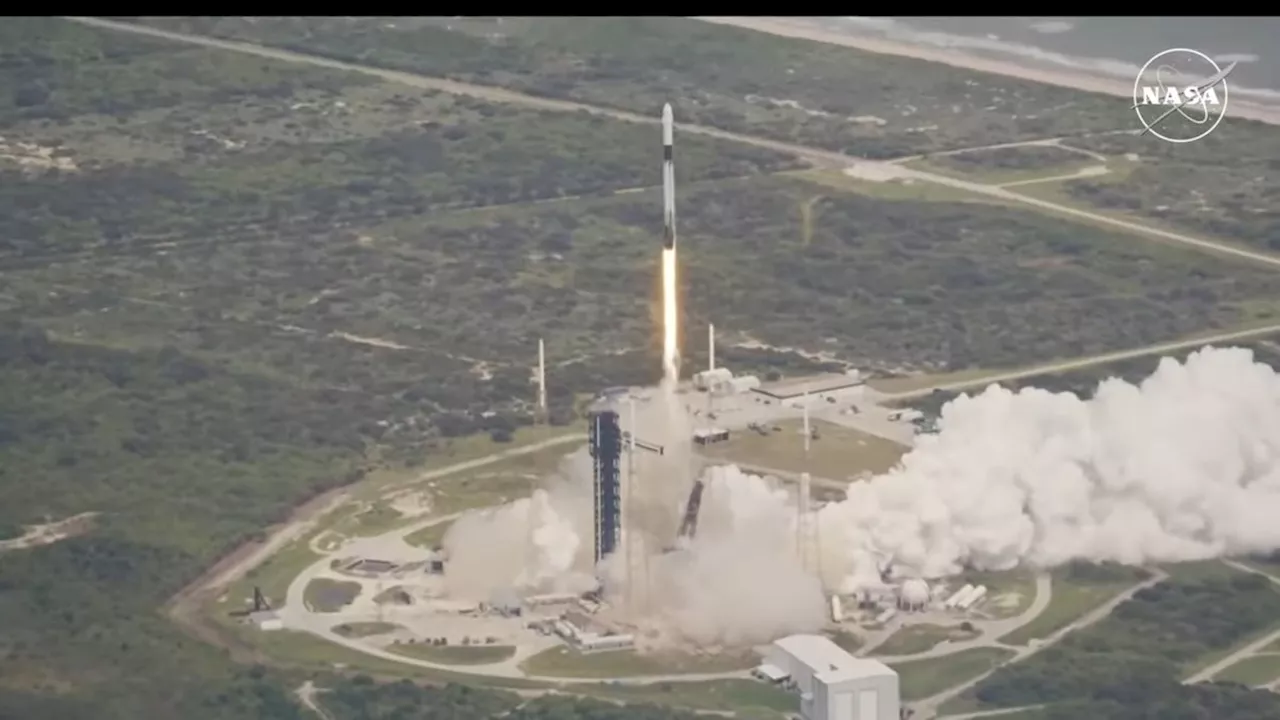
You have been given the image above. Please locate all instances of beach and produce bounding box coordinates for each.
[695,16,1280,127]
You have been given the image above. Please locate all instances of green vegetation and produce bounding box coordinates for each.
[520,647,753,678]
[390,643,516,665]
[973,568,1280,717]
[999,562,1147,645]
[333,622,401,639]
[126,16,1137,158]
[316,675,791,720]
[304,579,361,612]
[574,679,795,716]
[890,648,1013,701]
[319,677,521,720]
[118,17,1278,251]
[875,623,974,656]
[1049,128,1280,253]
[1217,654,1280,687]
[700,418,906,479]
[0,322,367,717]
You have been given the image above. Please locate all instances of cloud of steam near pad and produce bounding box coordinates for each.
[444,347,1280,647]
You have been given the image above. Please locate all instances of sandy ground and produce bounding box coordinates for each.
[695,17,1280,127]
[0,512,97,553]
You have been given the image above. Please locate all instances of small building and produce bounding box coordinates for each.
[247,610,284,632]
[693,427,730,445]
[577,631,635,653]
[764,634,900,720]
[693,367,733,391]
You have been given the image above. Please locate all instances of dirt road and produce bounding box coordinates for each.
[64,17,1280,272]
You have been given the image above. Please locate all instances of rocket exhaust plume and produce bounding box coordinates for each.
[661,103,679,383]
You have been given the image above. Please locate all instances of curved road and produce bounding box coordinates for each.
[1184,560,1280,684]
[281,508,754,685]
[65,16,1280,273]
[914,568,1167,720]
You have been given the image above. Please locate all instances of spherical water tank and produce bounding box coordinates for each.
[900,578,930,606]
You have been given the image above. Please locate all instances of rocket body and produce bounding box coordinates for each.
[662,103,676,250]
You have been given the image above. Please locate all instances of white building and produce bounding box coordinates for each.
[693,427,730,445]
[759,634,900,720]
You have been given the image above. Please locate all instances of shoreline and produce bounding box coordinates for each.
[695,16,1280,128]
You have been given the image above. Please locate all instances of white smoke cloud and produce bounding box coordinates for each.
[651,465,828,646]
[443,346,1280,647]
[822,346,1280,584]
[440,452,597,600]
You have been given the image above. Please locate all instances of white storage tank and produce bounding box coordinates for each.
[958,585,987,611]
[731,375,761,394]
[899,579,930,610]
[945,584,975,609]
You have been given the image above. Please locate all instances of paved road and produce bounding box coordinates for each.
[1184,560,1280,684]
[999,164,1109,188]
[940,705,1046,720]
[65,17,1280,273]
[280,501,752,685]
[887,323,1280,402]
[911,568,1166,720]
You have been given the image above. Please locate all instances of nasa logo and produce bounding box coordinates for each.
[1132,48,1234,144]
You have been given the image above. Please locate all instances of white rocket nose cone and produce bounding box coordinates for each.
[663,103,673,121]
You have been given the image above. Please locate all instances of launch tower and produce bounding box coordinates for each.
[589,410,624,564]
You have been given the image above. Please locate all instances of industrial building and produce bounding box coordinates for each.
[758,634,900,720]
[693,427,730,445]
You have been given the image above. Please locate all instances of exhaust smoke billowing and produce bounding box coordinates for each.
[444,347,1280,647]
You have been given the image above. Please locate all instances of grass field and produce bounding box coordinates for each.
[1214,654,1280,687]
[891,647,1014,701]
[390,643,516,665]
[303,578,362,613]
[875,624,975,656]
[908,144,1105,186]
[574,678,796,717]
[956,570,1038,619]
[999,566,1144,646]
[700,418,907,480]
[827,629,864,654]
[520,647,755,678]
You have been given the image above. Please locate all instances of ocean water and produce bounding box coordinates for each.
[820,16,1280,107]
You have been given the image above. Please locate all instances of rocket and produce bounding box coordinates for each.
[662,103,676,250]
